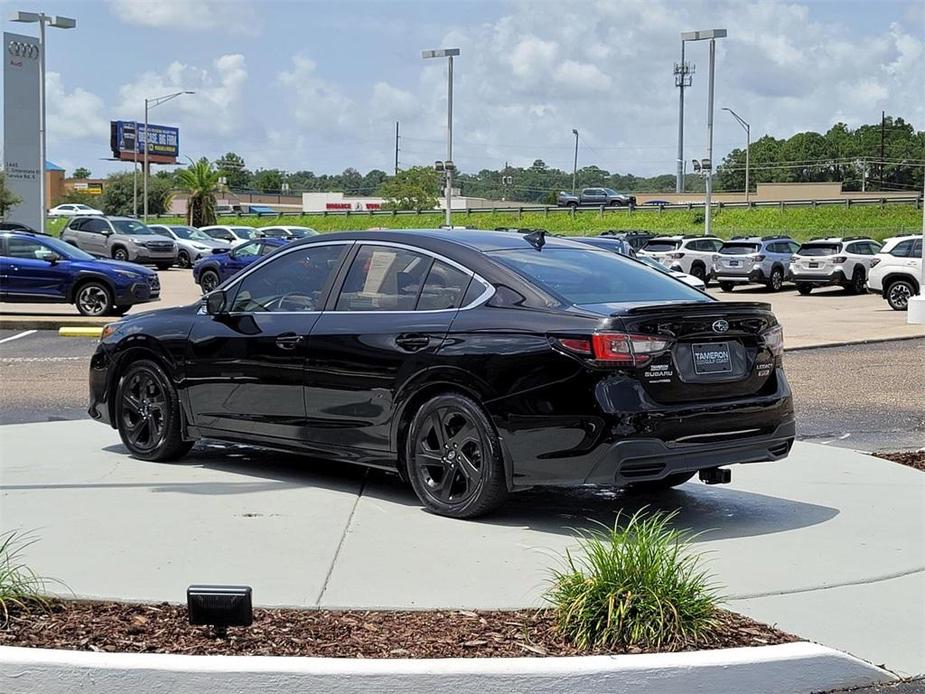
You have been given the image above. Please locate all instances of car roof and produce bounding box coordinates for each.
[803,236,874,243]
[303,228,604,253]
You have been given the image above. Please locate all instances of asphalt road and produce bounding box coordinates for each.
[0,329,922,451]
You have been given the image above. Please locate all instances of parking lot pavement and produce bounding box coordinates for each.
[1,420,922,675]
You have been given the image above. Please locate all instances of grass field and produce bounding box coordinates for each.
[46,203,923,242]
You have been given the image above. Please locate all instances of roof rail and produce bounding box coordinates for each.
[841,236,867,241]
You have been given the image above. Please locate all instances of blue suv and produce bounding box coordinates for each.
[0,231,160,316]
[192,237,289,293]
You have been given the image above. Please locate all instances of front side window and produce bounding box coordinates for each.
[233,241,261,258]
[5,238,49,259]
[889,240,913,257]
[229,244,347,313]
[112,220,156,235]
[84,218,110,233]
[233,227,261,240]
[489,248,708,306]
[335,245,432,311]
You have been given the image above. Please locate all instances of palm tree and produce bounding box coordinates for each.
[176,158,220,227]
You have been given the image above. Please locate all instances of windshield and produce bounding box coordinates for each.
[637,256,673,274]
[642,240,680,252]
[233,227,261,239]
[112,220,158,236]
[41,236,95,261]
[720,243,760,255]
[489,248,707,305]
[259,228,289,238]
[798,243,841,256]
[169,226,212,242]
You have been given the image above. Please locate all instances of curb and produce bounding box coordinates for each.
[785,333,925,352]
[0,642,894,694]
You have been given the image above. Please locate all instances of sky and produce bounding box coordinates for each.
[2,0,923,180]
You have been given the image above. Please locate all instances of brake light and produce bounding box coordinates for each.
[751,254,766,261]
[592,332,672,366]
[556,337,593,355]
[669,252,685,259]
[762,325,784,357]
[870,258,881,268]
[833,256,847,263]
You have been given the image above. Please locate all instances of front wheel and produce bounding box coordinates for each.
[75,281,113,317]
[847,268,866,294]
[796,283,813,295]
[112,247,130,262]
[625,471,696,494]
[115,359,193,462]
[767,267,784,292]
[406,393,508,519]
[886,280,915,311]
[689,264,707,282]
[199,269,220,293]
[177,251,192,269]
[719,281,735,292]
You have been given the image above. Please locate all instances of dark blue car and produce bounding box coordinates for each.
[0,230,160,316]
[192,237,289,293]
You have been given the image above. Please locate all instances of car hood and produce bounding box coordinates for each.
[69,258,156,276]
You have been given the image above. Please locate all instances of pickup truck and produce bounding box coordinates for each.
[557,188,636,208]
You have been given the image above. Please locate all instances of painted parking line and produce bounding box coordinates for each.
[58,327,104,338]
[0,329,37,345]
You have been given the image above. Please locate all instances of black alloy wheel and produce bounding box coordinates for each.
[177,250,191,268]
[768,267,784,292]
[886,280,914,311]
[406,393,507,518]
[75,282,112,317]
[200,269,220,293]
[116,360,192,461]
[112,247,129,262]
[689,264,706,282]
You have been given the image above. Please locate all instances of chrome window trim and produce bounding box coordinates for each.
[209,238,495,316]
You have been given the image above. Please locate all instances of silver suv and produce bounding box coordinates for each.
[638,235,724,283]
[61,216,177,270]
[713,235,800,292]
[790,237,882,295]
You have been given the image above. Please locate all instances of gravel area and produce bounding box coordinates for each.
[874,450,925,472]
[1,601,796,658]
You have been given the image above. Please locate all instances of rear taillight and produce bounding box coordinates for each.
[870,258,881,268]
[669,252,685,259]
[592,331,672,366]
[833,256,847,263]
[751,254,766,261]
[762,325,784,357]
[556,337,593,355]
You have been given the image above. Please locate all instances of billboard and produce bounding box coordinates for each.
[110,120,179,164]
[3,32,42,229]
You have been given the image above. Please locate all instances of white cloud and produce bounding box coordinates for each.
[371,82,418,121]
[276,55,354,131]
[107,0,261,34]
[45,73,108,145]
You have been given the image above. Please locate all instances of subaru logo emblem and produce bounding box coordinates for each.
[712,320,729,334]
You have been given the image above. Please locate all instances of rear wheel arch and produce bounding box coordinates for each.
[884,273,919,293]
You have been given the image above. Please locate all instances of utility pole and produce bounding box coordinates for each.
[394,121,400,175]
[674,42,694,194]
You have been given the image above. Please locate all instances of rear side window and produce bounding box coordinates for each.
[888,240,913,257]
[489,248,708,306]
[335,245,432,311]
[798,243,840,256]
[719,243,759,255]
[417,260,471,310]
[642,240,680,252]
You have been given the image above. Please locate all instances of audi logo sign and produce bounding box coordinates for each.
[7,41,39,60]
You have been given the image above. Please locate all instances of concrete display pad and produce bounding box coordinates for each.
[0,421,922,676]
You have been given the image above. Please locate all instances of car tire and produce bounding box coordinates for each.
[405,393,508,519]
[796,283,813,295]
[767,267,784,292]
[177,250,192,269]
[115,359,193,462]
[199,269,220,294]
[886,279,915,311]
[567,202,578,210]
[74,281,113,317]
[625,471,696,494]
[847,268,866,294]
[689,263,707,282]
[112,246,130,262]
[719,281,735,292]
[156,262,172,271]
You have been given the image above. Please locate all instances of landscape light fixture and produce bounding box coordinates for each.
[143,91,195,220]
[11,9,77,234]
[187,584,253,638]
[723,107,751,204]
[680,28,726,235]
[422,48,460,226]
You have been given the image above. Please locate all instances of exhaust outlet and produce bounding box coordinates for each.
[699,468,732,485]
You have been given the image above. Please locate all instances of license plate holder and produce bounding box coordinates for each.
[809,262,819,268]
[691,342,733,375]
[729,260,739,266]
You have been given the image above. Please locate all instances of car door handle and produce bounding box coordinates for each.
[395,333,430,352]
[275,333,305,350]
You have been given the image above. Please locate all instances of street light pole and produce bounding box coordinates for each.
[11,11,76,234]
[723,107,750,205]
[572,129,579,194]
[674,40,694,194]
[422,48,460,227]
[142,91,194,221]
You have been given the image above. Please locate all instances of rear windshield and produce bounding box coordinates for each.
[112,220,157,235]
[233,227,262,239]
[488,248,708,305]
[719,243,760,255]
[798,243,840,256]
[642,240,680,252]
[169,226,211,242]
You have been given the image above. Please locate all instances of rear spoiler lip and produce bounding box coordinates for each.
[609,300,774,317]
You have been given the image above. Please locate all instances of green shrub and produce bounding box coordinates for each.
[0,531,50,622]
[546,509,719,651]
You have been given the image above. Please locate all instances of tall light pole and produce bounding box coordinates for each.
[422,48,459,227]
[674,40,694,194]
[723,107,750,205]
[572,129,579,194]
[11,10,77,234]
[681,29,726,236]
[143,91,194,221]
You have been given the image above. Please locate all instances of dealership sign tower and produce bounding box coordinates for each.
[3,32,41,230]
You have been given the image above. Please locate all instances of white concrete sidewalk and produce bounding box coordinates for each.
[0,421,922,675]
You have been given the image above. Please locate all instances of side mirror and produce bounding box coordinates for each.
[101,229,113,236]
[42,253,62,264]
[205,290,227,316]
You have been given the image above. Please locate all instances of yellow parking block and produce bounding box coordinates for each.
[58,326,105,338]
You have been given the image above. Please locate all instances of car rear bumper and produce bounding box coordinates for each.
[132,251,178,263]
[791,270,847,285]
[714,268,768,283]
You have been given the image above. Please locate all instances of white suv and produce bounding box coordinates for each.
[789,237,882,295]
[868,235,922,310]
[638,235,724,283]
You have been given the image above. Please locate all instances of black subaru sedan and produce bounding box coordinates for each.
[89,230,794,518]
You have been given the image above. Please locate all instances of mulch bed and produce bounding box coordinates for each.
[874,450,925,472]
[1,600,796,658]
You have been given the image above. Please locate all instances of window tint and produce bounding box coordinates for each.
[232,227,260,239]
[233,241,261,258]
[489,248,708,305]
[5,238,49,259]
[913,240,923,258]
[889,241,913,257]
[788,242,801,253]
[229,244,347,313]
[719,243,759,255]
[417,260,471,310]
[798,243,840,256]
[84,218,110,233]
[642,240,680,252]
[112,220,156,235]
[260,242,279,256]
[335,245,432,311]
[205,228,233,241]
